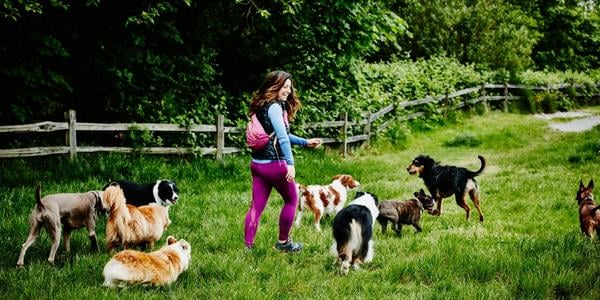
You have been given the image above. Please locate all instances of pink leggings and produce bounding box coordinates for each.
[244,161,298,248]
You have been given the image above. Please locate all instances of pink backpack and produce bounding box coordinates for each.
[246,113,274,150]
[245,110,288,151]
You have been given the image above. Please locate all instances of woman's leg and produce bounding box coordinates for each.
[273,176,299,242]
[244,162,273,248]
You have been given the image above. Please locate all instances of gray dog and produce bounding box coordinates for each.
[16,183,105,267]
[376,189,435,235]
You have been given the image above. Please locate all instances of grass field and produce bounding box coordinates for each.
[1,107,600,299]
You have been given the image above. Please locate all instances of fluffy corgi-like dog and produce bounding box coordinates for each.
[102,236,191,287]
[102,184,171,252]
[330,191,379,275]
[296,174,360,231]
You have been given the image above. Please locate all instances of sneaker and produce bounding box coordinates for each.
[275,240,303,253]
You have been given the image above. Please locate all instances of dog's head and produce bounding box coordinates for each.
[93,191,108,214]
[156,180,180,206]
[414,189,436,212]
[102,184,126,211]
[407,155,435,175]
[166,236,192,269]
[332,174,360,190]
[577,179,594,205]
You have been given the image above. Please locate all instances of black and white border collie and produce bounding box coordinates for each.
[103,180,179,207]
[330,191,379,275]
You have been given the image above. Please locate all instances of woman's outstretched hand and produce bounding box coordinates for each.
[307,138,322,148]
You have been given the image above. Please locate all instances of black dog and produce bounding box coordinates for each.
[331,191,379,275]
[102,180,179,206]
[407,155,485,222]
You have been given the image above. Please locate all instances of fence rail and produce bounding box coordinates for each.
[1,82,598,160]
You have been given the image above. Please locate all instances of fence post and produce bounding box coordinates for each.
[443,88,449,117]
[503,83,509,113]
[340,112,348,158]
[66,109,77,161]
[363,112,371,147]
[215,114,224,160]
[481,83,488,113]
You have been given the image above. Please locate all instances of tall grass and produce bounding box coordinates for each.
[1,107,600,299]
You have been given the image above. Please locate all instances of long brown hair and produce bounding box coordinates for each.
[248,70,301,121]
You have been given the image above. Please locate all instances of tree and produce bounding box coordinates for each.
[391,0,539,72]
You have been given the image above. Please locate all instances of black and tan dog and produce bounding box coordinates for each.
[576,179,600,238]
[407,155,486,222]
[377,189,435,235]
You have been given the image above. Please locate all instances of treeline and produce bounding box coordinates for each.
[1,0,599,126]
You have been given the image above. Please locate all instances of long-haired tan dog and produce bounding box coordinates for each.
[102,236,191,287]
[102,184,171,252]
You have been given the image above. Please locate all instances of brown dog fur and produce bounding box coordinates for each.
[377,189,435,235]
[576,179,600,238]
[103,184,171,253]
[296,174,360,231]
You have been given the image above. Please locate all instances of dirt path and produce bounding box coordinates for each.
[534,111,600,132]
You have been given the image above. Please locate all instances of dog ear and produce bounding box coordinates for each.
[580,180,585,190]
[589,179,594,190]
[167,236,177,245]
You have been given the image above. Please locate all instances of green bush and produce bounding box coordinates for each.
[443,132,482,148]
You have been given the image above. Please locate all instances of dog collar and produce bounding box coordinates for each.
[92,191,102,209]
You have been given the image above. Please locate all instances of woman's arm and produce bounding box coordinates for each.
[289,133,308,146]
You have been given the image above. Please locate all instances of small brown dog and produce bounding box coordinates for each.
[576,179,600,238]
[17,182,105,267]
[102,184,171,252]
[377,189,435,235]
[102,235,191,287]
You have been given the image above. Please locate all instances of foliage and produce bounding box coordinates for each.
[0,0,598,152]
[443,132,482,148]
[390,0,540,71]
[531,1,600,71]
[352,56,492,111]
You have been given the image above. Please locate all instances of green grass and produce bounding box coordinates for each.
[2,108,600,299]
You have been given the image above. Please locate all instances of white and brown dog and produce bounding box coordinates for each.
[295,174,360,231]
[17,182,105,267]
[330,191,379,275]
[102,235,191,287]
[102,184,171,253]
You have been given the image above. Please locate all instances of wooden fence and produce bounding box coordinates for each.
[1,82,598,160]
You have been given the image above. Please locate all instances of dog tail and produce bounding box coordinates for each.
[35,181,43,210]
[468,155,486,178]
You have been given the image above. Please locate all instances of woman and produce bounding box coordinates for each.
[244,70,322,252]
